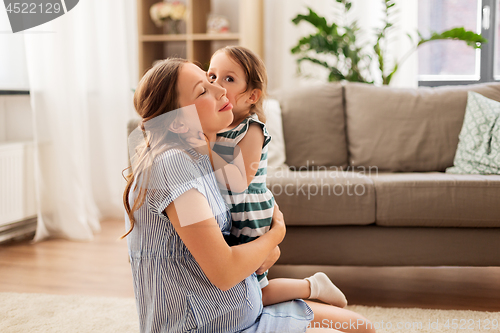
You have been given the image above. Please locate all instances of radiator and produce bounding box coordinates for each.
[0,142,37,242]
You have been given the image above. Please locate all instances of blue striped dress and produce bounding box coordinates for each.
[125,147,313,333]
[214,115,274,288]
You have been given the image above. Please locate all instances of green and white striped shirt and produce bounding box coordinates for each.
[214,114,274,254]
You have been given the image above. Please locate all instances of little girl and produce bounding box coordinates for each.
[205,46,348,308]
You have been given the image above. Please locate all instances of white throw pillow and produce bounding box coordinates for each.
[446,91,500,174]
[263,99,287,167]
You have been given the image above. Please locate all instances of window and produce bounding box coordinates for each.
[495,0,500,78]
[418,0,498,86]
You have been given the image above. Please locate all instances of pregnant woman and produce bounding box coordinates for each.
[123,58,374,333]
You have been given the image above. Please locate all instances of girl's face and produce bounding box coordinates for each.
[177,63,233,136]
[207,52,254,119]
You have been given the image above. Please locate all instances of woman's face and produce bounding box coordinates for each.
[177,63,233,135]
[207,52,251,118]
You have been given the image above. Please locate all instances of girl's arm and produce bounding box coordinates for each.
[187,123,264,193]
[165,188,285,291]
[210,123,264,192]
[232,123,265,186]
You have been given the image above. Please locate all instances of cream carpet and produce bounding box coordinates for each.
[1,292,498,332]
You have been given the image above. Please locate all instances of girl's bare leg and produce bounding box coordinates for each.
[261,278,310,306]
[304,300,376,333]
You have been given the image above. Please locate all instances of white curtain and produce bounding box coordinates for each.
[23,0,137,241]
[264,0,418,91]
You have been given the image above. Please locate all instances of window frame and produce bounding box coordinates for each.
[419,0,498,87]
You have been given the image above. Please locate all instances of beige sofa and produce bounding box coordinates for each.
[126,82,500,267]
[268,82,500,267]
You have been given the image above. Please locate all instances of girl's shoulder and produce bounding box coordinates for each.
[218,115,271,147]
[247,113,266,128]
[239,113,265,126]
[245,114,271,147]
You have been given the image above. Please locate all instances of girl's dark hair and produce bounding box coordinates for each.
[122,58,188,238]
[212,46,268,122]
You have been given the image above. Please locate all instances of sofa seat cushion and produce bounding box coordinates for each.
[267,167,375,226]
[371,172,500,227]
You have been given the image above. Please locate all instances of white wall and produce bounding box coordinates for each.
[264,0,332,92]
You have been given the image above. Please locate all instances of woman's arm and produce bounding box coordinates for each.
[165,188,285,291]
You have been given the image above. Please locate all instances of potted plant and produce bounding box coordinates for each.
[291,0,487,85]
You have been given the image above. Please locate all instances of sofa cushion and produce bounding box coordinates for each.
[277,83,348,169]
[370,172,500,227]
[446,92,500,174]
[267,167,375,226]
[263,99,287,167]
[345,82,500,172]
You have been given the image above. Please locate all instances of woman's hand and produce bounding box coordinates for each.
[185,131,209,155]
[269,203,286,245]
[256,246,280,275]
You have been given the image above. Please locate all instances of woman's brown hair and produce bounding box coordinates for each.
[212,46,268,122]
[122,58,188,238]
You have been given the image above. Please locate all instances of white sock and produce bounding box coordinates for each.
[305,272,348,308]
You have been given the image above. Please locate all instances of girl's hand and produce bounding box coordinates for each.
[269,203,286,244]
[185,131,209,155]
[256,245,280,275]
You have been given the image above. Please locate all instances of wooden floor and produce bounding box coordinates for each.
[1,219,499,311]
[0,219,134,298]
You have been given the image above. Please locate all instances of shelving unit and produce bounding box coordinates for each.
[137,0,263,77]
